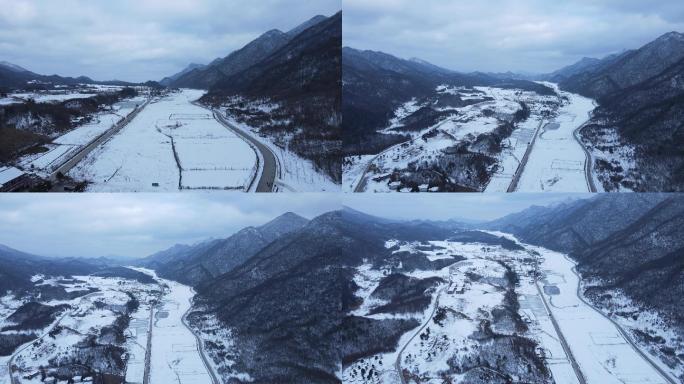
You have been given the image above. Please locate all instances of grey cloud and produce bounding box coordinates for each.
[0,194,339,258]
[0,0,340,82]
[343,0,684,73]
[343,193,589,222]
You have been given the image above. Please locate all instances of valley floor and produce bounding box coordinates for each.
[513,83,596,192]
[68,89,258,192]
[343,233,677,383]
[132,268,216,384]
[0,268,216,384]
[346,83,599,193]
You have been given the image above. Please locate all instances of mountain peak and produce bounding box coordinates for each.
[287,14,328,37]
[0,61,29,73]
[657,31,684,41]
[261,29,286,39]
[257,212,309,241]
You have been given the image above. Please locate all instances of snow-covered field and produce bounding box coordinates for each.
[70,90,257,192]
[343,233,676,383]
[8,92,99,104]
[515,83,595,192]
[484,117,543,192]
[2,85,127,106]
[132,269,214,384]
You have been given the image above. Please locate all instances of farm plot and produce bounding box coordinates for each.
[70,89,257,191]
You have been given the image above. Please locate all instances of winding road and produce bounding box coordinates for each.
[572,122,598,193]
[394,287,446,384]
[565,256,677,384]
[7,291,102,384]
[181,293,221,384]
[212,111,278,193]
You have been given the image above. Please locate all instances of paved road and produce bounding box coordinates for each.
[566,257,677,384]
[50,99,150,181]
[8,292,102,384]
[181,295,221,384]
[506,119,546,193]
[572,123,598,193]
[353,138,411,193]
[394,287,445,384]
[143,303,154,384]
[212,111,277,193]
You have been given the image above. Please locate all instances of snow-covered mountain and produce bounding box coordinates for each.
[165,14,330,90]
[139,212,309,286]
[158,62,205,87]
[488,193,684,327]
[557,31,684,191]
[0,61,135,89]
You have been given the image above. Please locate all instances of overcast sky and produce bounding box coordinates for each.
[0,194,338,259]
[0,193,594,258]
[0,0,340,82]
[344,193,590,222]
[343,0,684,73]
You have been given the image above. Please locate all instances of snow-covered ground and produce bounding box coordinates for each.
[515,83,596,192]
[70,90,257,192]
[484,117,542,192]
[8,92,99,104]
[346,84,559,192]
[2,85,128,106]
[132,268,214,384]
[220,113,339,192]
[2,273,159,384]
[491,232,674,384]
[580,126,637,192]
[343,155,377,193]
[16,97,146,177]
[343,234,677,383]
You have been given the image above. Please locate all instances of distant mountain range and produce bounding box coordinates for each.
[555,32,684,191]
[138,212,309,286]
[0,61,135,89]
[342,47,554,155]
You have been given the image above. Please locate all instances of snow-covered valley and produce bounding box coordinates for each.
[342,233,679,383]
[513,83,596,192]
[68,90,258,192]
[0,268,218,384]
[345,83,599,193]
